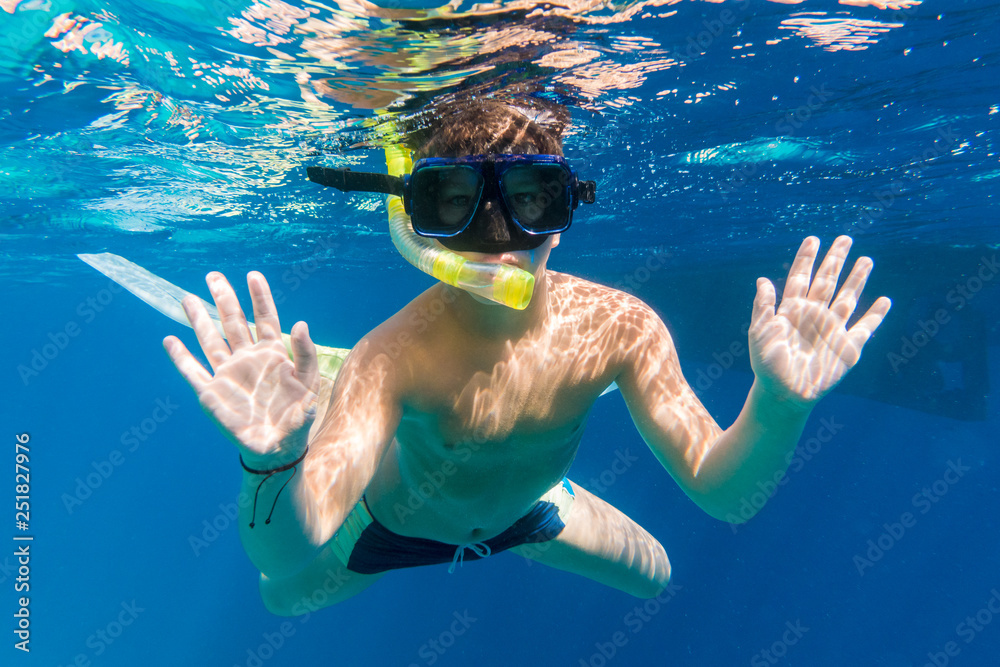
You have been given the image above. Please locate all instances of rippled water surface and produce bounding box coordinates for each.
[4,1,999,666]
[3,0,997,279]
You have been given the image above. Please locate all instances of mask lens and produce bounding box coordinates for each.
[410,165,483,236]
[500,164,572,234]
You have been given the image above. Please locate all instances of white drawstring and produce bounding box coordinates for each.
[448,542,491,573]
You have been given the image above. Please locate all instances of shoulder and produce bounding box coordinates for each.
[356,288,439,359]
[349,284,455,384]
[548,271,668,330]
[546,271,678,376]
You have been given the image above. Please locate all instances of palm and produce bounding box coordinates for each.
[198,340,316,456]
[164,272,320,463]
[749,236,891,406]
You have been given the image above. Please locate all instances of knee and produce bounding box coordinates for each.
[634,548,672,600]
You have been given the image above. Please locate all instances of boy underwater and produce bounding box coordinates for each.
[163,101,891,611]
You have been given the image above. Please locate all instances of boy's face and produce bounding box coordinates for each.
[415,149,568,257]
[424,153,562,288]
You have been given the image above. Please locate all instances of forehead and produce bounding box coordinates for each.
[415,119,562,159]
[418,144,551,161]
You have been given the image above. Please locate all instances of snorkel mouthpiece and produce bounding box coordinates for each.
[383,145,535,310]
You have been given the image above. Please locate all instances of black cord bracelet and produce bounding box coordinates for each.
[239,447,309,528]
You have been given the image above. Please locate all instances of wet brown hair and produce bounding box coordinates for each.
[412,98,567,159]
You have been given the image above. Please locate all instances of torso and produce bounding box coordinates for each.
[363,271,637,544]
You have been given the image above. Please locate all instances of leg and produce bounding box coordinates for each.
[510,481,671,598]
[259,542,384,616]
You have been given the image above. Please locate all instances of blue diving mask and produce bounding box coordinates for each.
[308,153,597,253]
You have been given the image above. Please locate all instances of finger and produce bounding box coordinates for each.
[163,335,212,393]
[806,235,853,306]
[846,296,892,350]
[751,277,776,332]
[182,293,231,372]
[830,255,874,323]
[290,321,319,394]
[248,271,283,341]
[206,272,255,350]
[781,236,820,302]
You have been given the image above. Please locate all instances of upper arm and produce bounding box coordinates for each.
[301,335,403,538]
[613,299,724,495]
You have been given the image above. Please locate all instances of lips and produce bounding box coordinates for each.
[478,252,529,269]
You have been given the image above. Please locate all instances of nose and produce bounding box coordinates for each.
[472,199,511,244]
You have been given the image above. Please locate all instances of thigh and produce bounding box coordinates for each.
[511,481,671,599]
[259,543,384,616]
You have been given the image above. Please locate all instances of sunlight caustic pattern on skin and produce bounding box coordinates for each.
[368,271,656,526]
[312,267,676,596]
[163,210,888,600]
[750,236,889,405]
[304,340,400,542]
[514,482,672,599]
[449,273,644,441]
[164,271,399,556]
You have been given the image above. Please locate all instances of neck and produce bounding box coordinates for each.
[444,269,551,340]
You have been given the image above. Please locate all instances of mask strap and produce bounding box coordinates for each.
[307,167,404,197]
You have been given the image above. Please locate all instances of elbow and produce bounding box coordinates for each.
[247,552,315,583]
[259,574,309,618]
[692,490,763,525]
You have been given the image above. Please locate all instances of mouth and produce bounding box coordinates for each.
[468,251,530,269]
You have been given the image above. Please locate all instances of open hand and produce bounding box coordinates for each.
[163,271,319,466]
[749,236,891,408]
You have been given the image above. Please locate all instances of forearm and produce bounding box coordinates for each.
[237,458,333,580]
[235,422,389,579]
[686,379,812,522]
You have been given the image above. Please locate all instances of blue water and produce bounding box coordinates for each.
[3,0,998,665]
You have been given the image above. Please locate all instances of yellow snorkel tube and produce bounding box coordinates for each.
[383,144,535,310]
